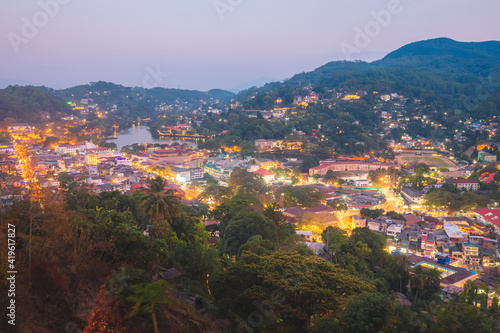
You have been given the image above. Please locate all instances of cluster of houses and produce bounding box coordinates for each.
[401,177,481,210]
[365,211,500,292]
[292,208,500,292]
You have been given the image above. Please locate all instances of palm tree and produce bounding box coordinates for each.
[146,176,168,194]
[391,254,409,293]
[410,267,426,309]
[141,177,180,224]
[127,280,174,333]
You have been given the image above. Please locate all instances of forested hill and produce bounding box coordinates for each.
[0,85,73,124]
[53,81,234,108]
[237,38,500,118]
[0,82,235,127]
[378,38,500,74]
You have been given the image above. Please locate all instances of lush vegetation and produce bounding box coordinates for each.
[0,85,74,125]
[237,38,500,120]
[3,172,500,332]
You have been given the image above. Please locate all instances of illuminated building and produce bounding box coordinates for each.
[86,154,99,165]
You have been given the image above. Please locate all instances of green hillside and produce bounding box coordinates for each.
[237,38,500,118]
[0,85,73,125]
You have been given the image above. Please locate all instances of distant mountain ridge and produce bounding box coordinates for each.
[0,81,235,126]
[283,38,500,86]
[236,38,500,118]
[53,81,235,105]
[378,38,500,74]
[2,38,500,125]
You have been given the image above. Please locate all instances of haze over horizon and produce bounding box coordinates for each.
[1,0,500,92]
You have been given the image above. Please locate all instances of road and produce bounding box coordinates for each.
[13,141,41,200]
[380,186,405,213]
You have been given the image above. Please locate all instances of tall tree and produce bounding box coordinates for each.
[127,280,174,333]
[410,267,426,309]
[391,254,410,294]
[141,177,180,235]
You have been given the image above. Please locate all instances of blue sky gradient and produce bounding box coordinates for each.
[1,0,499,91]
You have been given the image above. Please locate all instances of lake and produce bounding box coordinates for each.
[114,125,198,151]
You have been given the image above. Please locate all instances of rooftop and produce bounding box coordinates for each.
[254,168,275,176]
[407,254,475,286]
[452,179,479,184]
[474,208,500,227]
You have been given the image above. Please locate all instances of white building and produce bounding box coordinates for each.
[401,185,423,204]
[386,224,403,237]
[55,142,97,155]
[296,230,313,242]
[353,179,371,187]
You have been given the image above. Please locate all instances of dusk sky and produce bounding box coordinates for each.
[1,0,499,92]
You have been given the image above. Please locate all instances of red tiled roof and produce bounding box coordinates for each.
[404,214,421,225]
[474,208,500,227]
[423,216,440,225]
[309,160,398,171]
[480,173,496,183]
[254,168,274,176]
[305,204,336,214]
[452,179,478,184]
[283,207,305,216]
[203,220,219,226]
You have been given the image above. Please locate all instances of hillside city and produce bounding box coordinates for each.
[3,38,500,332]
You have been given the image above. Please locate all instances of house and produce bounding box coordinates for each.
[386,224,403,237]
[204,163,225,179]
[401,185,424,204]
[156,268,182,283]
[56,142,97,155]
[404,214,421,226]
[189,168,204,180]
[420,231,435,255]
[478,151,497,163]
[309,159,400,176]
[452,179,479,191]
[443,224,469,243]
[407,254,477,287]
[254,168,275,182]
[254,139,278,150]
[462,165,475,175]
[165,184,186,199]
[462,242,481,265]
[296,230,313,242]
[474,208,500,232]
[304,204,336,215]
[171,167,191,183]
[441,216,474,226]
[368,221,384,233]
[351,215,367,228]
[255,158,282,170]
[283,207,304,219]
[353,179,371,187]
